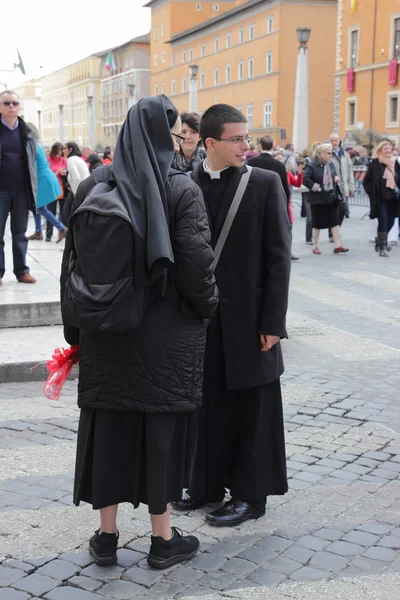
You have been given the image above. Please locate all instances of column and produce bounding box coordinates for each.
[292,28,311,153]
[58,104,64,143]
[189,64,199,113]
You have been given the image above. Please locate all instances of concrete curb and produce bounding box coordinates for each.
[0,301,62,329]
[0,362,78,383]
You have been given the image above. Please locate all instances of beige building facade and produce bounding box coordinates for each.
[13,79,42,135]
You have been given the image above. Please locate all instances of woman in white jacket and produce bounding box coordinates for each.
[63,142,90,195]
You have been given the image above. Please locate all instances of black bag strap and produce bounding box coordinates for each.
[212,166,252,271]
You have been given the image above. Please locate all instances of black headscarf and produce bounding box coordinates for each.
[112,95,179,291]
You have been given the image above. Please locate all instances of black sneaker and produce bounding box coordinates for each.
[147,527,199,569]
[89,529,119,565]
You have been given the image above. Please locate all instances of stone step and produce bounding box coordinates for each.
[0,325,77,383]
[0,301,62,329]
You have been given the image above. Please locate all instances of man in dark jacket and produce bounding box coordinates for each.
[0,90,37,285]
[247,135,291,203]
[173,104,291,526]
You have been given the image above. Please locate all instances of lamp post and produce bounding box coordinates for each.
[189,64,199,113]
[58,104,64,143]
[127,84,136,108]
[87,95,96,148]
[37,109,42,139]
[292,27,311,152]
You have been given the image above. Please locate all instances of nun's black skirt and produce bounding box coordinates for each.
[311,203,339,230]
[73,409,196,514]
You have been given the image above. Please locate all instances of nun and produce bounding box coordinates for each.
[60,95,218,569]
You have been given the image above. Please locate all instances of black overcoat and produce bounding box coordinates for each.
[363,159,400,220]
[60,167,219,413]
[247,152,291,202]
[191,164,291,391]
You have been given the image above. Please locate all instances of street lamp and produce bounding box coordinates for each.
[292,28,311,152]
[127,84,136,108]
[87,95,96,148]
[0,49,26,76]
[58,104,65,143]
[189,64,199,113]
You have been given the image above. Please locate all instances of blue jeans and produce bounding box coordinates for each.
[378,199,396,233]
[0,190,30,278]
[34,207,65,232]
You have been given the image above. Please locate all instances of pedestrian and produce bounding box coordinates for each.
[102,148,113,165]
[354,146,370,166]
[87,152,103,173]
[81,146,92,164]
[0,90,37,285]
[304,142,321,245]
[283,143,297,173]
[62,142,90,224]
[363,140,400,257]
[26,125,68,244]
[173,104,291,527]
[303,143,349,255]
[328,133,355,237]
[247,135,291,203]
[42,142,67,242]
[172,112,206,173]
[286,160,304,261]
[245,142,259,161]
[60,95,218,568]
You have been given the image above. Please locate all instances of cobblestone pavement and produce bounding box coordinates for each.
[1,207,400,599]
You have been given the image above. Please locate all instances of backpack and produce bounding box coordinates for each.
[61,179,147,334]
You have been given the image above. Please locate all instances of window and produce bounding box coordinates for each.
[154,29,158,41]
[189,48,193,61]
[154,84,159,96]
[238,60,244,80]
[350,29,359,68]
[213,3,219,10]
[214,67,219,85]
[172,54,176,67]
[200,71,205,88]
[247,103,253,129]
[239,28,244,43]
[387,93,399,126]
[162,52,166,63]
[347,99,356,127]
[264,101,272,127]
[196,2,201,10]
[248,57,254,78]
[172,80,176,95]
[161,24,166,37]
[394,18,400,59]
[162,83,166,95]
[267,16,273,34]
[201,44,205,57]
[226,33,231,48]
[215,38,219,52]
[154,54,158,66]
[182,51,187,63]
[266,52,272,73]
[182,77,187,93]
[237,105,243,113]
[249,24,255,40]
[226,63,231,83]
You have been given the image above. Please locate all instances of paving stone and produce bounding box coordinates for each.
[289,479,311,490]
[309,551,348,571]
[206,541,241,558]
[0,590,30,600]
[380,461,400,472]
[194,569,234,590]
[68,576,102,592]
[356,458,379,468]
[26,556,58,568]
[372,468,399,480]
[13,573,62,595]
[175,585,217,598]
[97,579,144,598]
[363,451,392,461]
[80,564,124,581]
[2,560,34,574]
[264,556,302,575]
[329,469,360,481]
[168,566,203,585]
[342,463,371,475]
[357,521,394,535]
[296,536,330,552]
[247,568,286,587]
[341,530,381,546]
[220,557,256,578]
[0,566,26,586]
[115,549,144,568]
[123,566,162,588]
[44,588,102,600]
[285,460,303,471]
[273,527,309,541]
[313,528,343,542]
[350,557,387,573]
[377,536,400,549]
[189,553,227,571]
[58,552,93,568]
[254,536,293,552]
[289,566,328,582]
[303,465,334,476]
[237,546,277,565]
[145,580,185,598]
[325,541,364,556]
[37,559,80,580]
[125,542,150,555]
[363,546,398,562]
[292,471,322,483]
[290,455,317,465]
[317,458,346,469]
[281,546,314,564]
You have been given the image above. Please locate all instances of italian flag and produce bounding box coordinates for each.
[105,52,116,72]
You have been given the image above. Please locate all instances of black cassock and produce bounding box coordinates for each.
[189,164,292,510]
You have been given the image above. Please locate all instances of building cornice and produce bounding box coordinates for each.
[335,58,400,77]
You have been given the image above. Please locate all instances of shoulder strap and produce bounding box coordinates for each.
[211,166,252,272]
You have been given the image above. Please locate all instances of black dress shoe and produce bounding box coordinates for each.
[172,490,225,512]
[206,499,264,527]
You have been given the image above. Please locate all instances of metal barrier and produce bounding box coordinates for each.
[350,166,370,207]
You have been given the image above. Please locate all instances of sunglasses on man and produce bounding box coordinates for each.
[1,101,20,107]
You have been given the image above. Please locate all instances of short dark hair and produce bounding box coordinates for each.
[180,112,200,133]
[50,142,63,157]
[260,135,274,151]
[200,104,247,141]
[65,142,82,157]
[284,143,294,151]
[103,148,113,160]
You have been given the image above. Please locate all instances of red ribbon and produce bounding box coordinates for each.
[46,346,80,372]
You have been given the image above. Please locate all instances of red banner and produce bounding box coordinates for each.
[388,59,398,86]
[347,68,355,92]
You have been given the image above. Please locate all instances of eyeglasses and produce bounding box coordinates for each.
[1,101,20,107]
[172,133,185,146]
[215,135,252,144]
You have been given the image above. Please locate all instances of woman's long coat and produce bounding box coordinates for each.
[61,167,219,414]
[363,158,400,219]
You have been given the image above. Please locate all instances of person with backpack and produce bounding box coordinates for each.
[60,95,218,569]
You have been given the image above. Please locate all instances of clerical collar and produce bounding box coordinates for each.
[203,159,230,180]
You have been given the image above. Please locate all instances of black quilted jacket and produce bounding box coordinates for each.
[60,166,219,413]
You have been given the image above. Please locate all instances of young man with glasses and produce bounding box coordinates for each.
[173,104,291,527]
[0,90,37,284]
